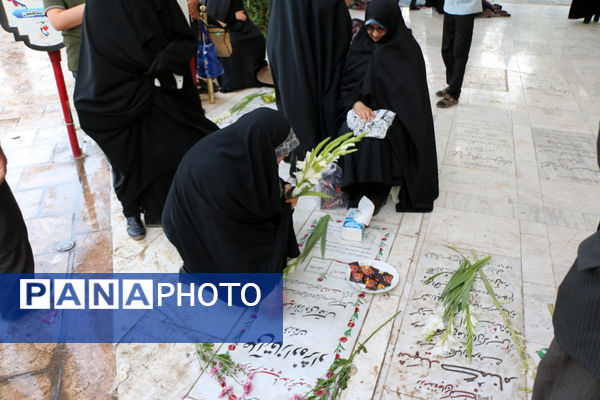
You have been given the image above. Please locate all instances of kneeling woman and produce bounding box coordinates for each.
[163,108,300,273]
[337,0,439,213]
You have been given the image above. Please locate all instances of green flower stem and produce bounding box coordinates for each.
[305,310,402,400]
[478,270,530,372]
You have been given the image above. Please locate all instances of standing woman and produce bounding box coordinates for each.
[337,0,439,213]
[267,0,352,168]
[205,0,269,92]
[74,0,218,240]
[162,108,300,273]
[568,0,600,23]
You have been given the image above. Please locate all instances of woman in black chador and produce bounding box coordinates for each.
[74,0,218,240]
[568,0,600,23]
[267,0,352,168]
[206,0,268,92]
[336,0,438,214]
[162,108,301,273]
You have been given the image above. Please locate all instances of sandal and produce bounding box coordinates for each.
[435,87,449,97]
[436,93,458,108]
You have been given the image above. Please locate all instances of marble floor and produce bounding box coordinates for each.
[0,1,598,399]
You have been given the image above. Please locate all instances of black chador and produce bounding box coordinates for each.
[162,108,300,273]
[206,0,267,92]
[74,0,218,223]
[267,0,352,165]
[337,0,439,212]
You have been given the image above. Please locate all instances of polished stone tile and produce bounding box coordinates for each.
[425,207,521,258]
[12,188,43,219]
[19,162,80,191]
[528,105,595,135]
[115,343,202,400]
[340,294,402,400]
[60,343,116,400]
[116,234,181,273]
[439,165,517,204]
[522,281,556,348]
[547,225,592,267]
[444,191,514,218]
[0,343,55,377]
[73,231,112,273]
[40,184,80,217]
[519,220,548,237]
[25,215,74,255]
[541,179,600,215]
[533,127,599,185]
[0,372,52,400]
[552,264,570,287]
[34,252,69,274]
[521,233,554,287]
[397,213,424,237]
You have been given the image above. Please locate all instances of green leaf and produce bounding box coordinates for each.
[424,272,446,284]
[319,215,330,257]
[300,190,332,199]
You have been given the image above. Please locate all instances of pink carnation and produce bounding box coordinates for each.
[219,385,233,398]
[242,380,253,396]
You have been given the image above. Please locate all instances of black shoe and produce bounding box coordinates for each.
[584,15,591,23]
[144,214,162,228]
[373,197,387,216]
[594,14,599,22]
[127,216,146,240]
[409,4,421,10]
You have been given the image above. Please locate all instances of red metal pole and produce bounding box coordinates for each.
[190,58,196,87]
[48,50,81,158]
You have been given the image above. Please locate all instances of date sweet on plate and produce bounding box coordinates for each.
[347,262,394,291]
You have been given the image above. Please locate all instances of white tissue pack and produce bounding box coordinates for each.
[342,196,375,242]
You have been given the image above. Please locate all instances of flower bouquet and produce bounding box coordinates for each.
[290,132,365,199]
[283,133,365,278]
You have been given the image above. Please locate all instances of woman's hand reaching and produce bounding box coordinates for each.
[353,101,376,122]
[284,184,298,209]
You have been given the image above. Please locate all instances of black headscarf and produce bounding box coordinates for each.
[74,0,218,211]
[337,0,439,212]
[267,0,352,166]
[162,108,300,273]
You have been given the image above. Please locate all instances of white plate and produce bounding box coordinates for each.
[344,259,399,293]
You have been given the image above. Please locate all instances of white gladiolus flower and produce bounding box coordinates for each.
[294,171,304,184]
[303,167,319,183]
[423,314,445,338]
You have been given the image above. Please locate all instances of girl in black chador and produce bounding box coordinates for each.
[337,0,439,214]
